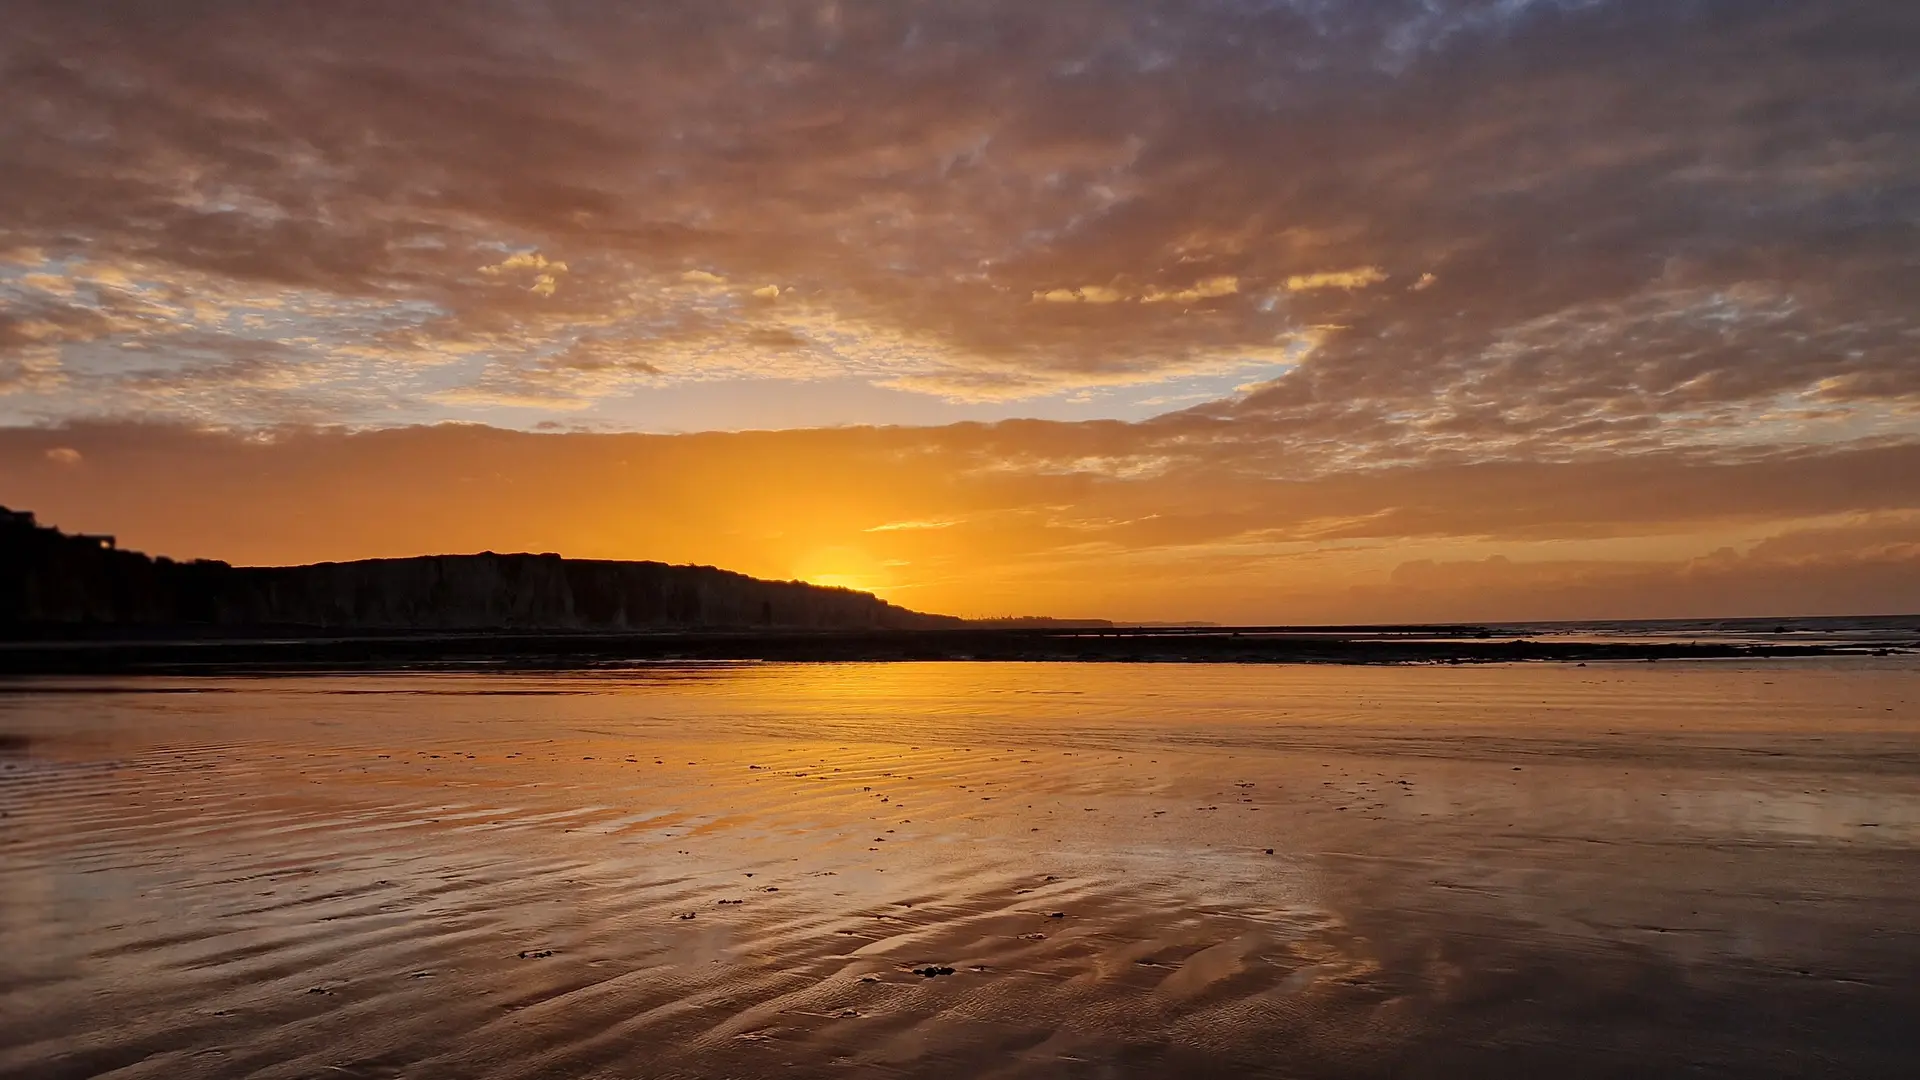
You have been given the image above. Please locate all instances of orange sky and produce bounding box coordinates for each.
[2,3,1917,622]
[7,424,1920,623]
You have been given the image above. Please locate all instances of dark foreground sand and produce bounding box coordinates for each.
[3,660,1918,1078]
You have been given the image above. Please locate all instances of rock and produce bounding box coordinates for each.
[1,522,961,632]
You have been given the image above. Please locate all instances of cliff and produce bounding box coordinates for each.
[0,507,960,634]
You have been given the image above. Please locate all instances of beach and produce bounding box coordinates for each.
[4,660,1918,1078]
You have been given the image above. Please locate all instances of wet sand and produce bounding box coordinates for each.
[3,661,1918,1078]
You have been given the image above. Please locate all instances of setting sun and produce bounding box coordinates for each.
[790,546,891,596]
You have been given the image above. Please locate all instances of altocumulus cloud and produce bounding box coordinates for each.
[0,0,1912,447]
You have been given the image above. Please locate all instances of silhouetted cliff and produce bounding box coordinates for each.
[0,507,959,634]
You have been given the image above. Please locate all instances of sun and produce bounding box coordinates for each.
[792,546,888,595]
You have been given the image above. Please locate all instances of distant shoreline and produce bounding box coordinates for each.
[1,625,1908,676]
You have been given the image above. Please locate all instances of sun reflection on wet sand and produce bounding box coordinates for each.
[2,660,1917,1077]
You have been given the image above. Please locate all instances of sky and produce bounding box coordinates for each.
[2,0,1918,622]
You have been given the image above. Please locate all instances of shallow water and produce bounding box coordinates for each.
[3,660,1918,1078]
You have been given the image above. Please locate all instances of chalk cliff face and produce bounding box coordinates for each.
[1,507,957,632]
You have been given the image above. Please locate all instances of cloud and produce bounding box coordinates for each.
[866,519,960,532]
[1284,268,1387,292]
[1033,285,1125,304]
[745,327,809,349]
[1372,517,1920,622]
[480,252,568,276]
[44,446,81,465]
[0,0,1908,443]
[1033,279,1237,305]
[480,251,567,296]
[1141,276,1240,304]
[0,348,63,395]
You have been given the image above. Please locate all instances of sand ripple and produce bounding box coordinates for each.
[4,661,1919,1077]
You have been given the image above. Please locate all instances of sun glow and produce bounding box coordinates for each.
[791,546,889,596]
